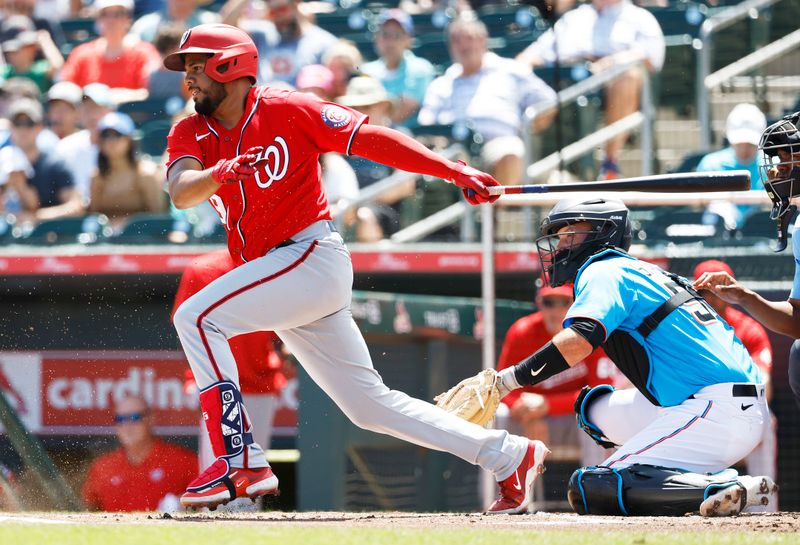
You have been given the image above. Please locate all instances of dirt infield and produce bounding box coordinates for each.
[2,511,798,532]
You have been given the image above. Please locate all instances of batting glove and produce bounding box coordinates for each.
[210,147,264,184]
[450,160,501,205]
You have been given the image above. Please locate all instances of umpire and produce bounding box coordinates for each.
[695,111,800,407]
[487,196,778,517]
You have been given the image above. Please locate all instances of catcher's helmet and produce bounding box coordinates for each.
[537,198,632,287]
[758,111,800,251]
[163,24,258,83]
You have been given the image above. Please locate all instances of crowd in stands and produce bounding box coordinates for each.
[0,0,789,245]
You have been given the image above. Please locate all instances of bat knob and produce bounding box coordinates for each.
[466,189,476,198]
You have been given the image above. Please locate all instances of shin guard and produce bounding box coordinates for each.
[568,464,741,517]
[199,381,254,460]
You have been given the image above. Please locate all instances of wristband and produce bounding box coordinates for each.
[513,341,570,387]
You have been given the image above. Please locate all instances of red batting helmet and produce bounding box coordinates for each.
[163,24,258,83]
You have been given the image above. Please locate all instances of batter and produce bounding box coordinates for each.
[163,24,545,513]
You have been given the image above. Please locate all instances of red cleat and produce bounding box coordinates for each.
[486,440,550,514]
[180,458,279,510]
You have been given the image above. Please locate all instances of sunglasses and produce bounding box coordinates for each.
[114,411,147,424]
[99,9,130,19]
[540,298,572,309]
[11,118,37,128]
[99,129,125,140]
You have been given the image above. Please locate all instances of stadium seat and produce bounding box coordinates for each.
[15,215,112,245]
[668,150,712,174]
[737,206,778,241]
[315,9,372,35]
[0,215,15,244]
[641,207,733,246]
[118,97,182,125]
[112,213,192,245]
[137,119,173,159]
[59,17,98,56]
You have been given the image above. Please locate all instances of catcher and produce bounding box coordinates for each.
[437,197,777,516]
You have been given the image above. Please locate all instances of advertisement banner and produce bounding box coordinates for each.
[0,351,297,436]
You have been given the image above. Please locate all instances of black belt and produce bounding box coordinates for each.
[732,384,758,397]
[689,384,758,400]
[275,238,295,249]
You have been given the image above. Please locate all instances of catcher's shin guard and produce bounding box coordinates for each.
[574,384,617,448]
[199,380,254,460]
[568,464,742,516]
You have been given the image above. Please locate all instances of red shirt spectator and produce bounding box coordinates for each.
[60,37,160,90]
[172,249,287,394]
[60,0,160,92]
[82,439,197,511]
[82,395,197,512]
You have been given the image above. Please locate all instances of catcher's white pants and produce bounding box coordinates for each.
[174,221,528,478]
[588,384,768,474]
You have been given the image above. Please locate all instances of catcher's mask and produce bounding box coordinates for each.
[759,111,800,251]
[537,198,632,287]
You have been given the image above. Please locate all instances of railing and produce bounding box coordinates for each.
[393,58,654,244]
[523,58,655,182]
[696,0,783,150]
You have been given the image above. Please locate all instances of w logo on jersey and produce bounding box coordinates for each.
[252,137,290,189]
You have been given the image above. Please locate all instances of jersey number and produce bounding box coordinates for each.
[663,279,718,325]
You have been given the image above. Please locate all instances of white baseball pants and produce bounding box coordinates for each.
[588,383,769,474]
[173,220,528,479]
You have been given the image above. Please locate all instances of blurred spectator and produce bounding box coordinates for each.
[418,16,556,186]
[362,9,435,129]
[60,0,161,104]
[56,83,115,201]
[31,0,81,21]
[515,0,665,179]
[495,282,615,467]
[0,0,66,52]
[130,0,219,43]
[172,249,290,509]
[243,0,337,86]
[82,395,197,512]
[148,22,189,100]
[89,112,166,227]
[294,63,359,217]
[323,39,363,103]
[46,81,82,140]
[295,63,334,101]
[693,259,777,511]
[697,103,767,227]
[0,15,64,93]
[0,77,59,151]
[338,75,414,242]
[2,97,83,221]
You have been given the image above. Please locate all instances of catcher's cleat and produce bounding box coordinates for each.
[700,476,778,517]
[180,458,279,509]
[486,440,550,515]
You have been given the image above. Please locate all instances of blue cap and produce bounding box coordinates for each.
[98,112,135,136]
[378,8,413,36]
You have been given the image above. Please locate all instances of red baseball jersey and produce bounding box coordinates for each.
[166,87,366,265]
[723,307,773,374]
[82,440,197,512]
[497,311,615,416]
[172,249,288,394]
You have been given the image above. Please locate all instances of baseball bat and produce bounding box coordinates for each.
[480,170,751,197]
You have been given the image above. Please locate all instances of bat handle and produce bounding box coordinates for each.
[466,187,505,198]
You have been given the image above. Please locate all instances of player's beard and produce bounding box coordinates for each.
[194,80,228,116]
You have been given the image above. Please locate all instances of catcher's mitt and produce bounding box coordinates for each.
[433,369,501,427]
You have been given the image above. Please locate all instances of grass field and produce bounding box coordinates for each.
[0,512,797,545]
